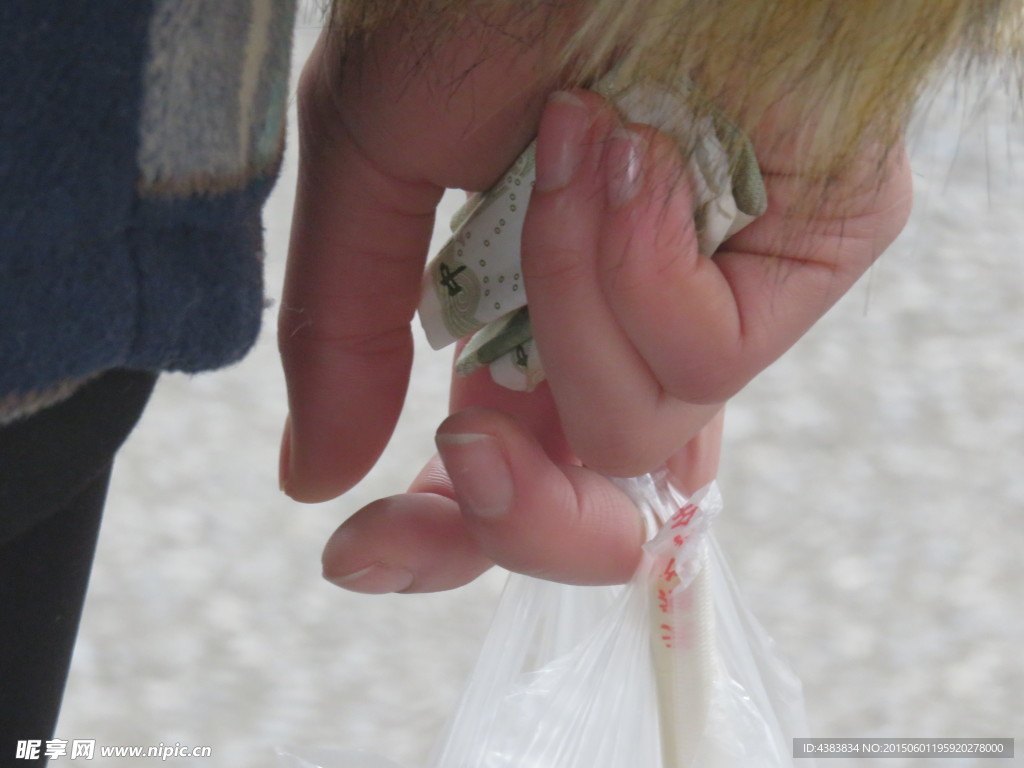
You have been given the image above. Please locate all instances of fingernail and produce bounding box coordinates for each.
[435,433,512,519]
[326,563,415,594]
[535,91,591,192]
[278,416,292,494]
[607,127,645,207]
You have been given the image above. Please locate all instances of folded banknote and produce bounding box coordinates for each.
[418,72,766,391]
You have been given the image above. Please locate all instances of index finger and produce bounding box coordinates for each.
[280,13,569,502]
[279,44,443,502]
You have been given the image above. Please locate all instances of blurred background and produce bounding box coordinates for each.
[57,9,1023,767]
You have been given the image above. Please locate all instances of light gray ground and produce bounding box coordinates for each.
[56,18,1023,768]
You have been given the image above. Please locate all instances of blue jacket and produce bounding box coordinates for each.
[0,0,296,422]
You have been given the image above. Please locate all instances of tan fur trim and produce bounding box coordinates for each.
[330,0,1023,183]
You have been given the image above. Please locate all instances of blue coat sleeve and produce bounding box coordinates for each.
[0,0,296,421]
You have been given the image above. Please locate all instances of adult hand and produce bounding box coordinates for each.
[280,9,567,501]
[281,15,912,592]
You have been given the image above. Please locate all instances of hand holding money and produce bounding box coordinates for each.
[281,10,912,591]
[419,71,768,392]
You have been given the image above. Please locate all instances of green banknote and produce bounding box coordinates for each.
[418,73,767,391]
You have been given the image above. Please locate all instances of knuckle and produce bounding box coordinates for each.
[572,422,669,478]
[279,312,411,360]
[657,354,746,405]
[522,245,588,284]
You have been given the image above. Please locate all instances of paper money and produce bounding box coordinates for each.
[453,306,532,377]
[453,306,546,390]
[418,74,767,391]
[418,146,535,351]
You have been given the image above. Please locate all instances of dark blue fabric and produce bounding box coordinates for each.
[0,1,151,393]
[128,180,272,372]
[0,1,277,397]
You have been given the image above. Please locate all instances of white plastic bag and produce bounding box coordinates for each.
[279,475,812,768]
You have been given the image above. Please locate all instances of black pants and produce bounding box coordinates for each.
[0,370,156,764]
